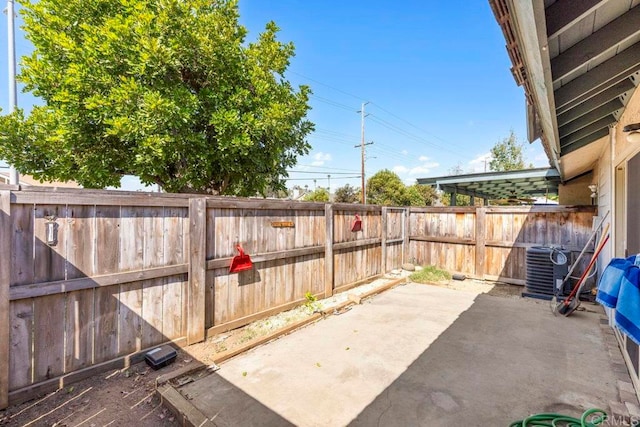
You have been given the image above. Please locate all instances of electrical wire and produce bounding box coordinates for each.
[368,114,473,160]
[288,70,364,101]
[295,164,360,172]
[369,101,460,149]
[283,176,361,181]
[310,95,355,112]
[291,72,471,158]
[287,170,357,175]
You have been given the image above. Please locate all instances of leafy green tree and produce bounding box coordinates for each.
[0,0,313,195]
[407,184,438,206]
[333,184,360,203]
[366,170,410,206]
[303,188,329,202]
[440,193,473,206]
[489,130,527,172]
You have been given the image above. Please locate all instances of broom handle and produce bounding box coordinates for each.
[565,232,610,303]
[560,211,609,287]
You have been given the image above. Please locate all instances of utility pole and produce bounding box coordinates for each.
[7,0,19,184]
[327,174,331,194]
[356,102,373,204]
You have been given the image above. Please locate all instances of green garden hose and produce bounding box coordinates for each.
[509,408,607,427]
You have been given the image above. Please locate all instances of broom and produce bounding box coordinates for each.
[555,224,610,317]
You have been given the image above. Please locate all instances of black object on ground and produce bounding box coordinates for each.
[145,345,178,370]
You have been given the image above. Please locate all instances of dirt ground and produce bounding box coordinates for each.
[0,275,525,427]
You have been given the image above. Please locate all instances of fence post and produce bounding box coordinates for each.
[0,191,11,409]
[324,204,334,298]
[381,207,388,273]
[187,197,206,345]
[475,207,486,279]
[403,208,410,265]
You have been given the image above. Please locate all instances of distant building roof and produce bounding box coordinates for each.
[0,170,81,188]
[417,167,560,200]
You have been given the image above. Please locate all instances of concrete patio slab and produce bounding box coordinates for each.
[175,283,621,426]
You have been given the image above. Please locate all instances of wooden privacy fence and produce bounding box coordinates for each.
[0,185,596,409]
[408,205,597,284]
[0,186,406,408]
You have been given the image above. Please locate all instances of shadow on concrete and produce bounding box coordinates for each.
[178,373,294,427]
[348,294,616,426]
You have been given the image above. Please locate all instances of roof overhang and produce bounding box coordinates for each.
[417,167,560,200]
[489,0,640,180]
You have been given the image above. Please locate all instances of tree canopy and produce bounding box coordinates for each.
[366,170,436,206]
[333,184,360,203]
[489,130,527,172]
[0,0,313,195]
[303,188,329,202]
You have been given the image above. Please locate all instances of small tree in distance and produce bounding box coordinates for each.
[303,188,329,202]
[366,170,437,206]
[489,130,528,172]
[333,184,360,203]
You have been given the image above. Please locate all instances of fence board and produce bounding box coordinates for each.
[0,191,10,408]
[11,204,34,287]
[95,206,120,275]
[33,294,65,382]
[118,282,143,356]
[65,289,94,372]
[141,279,165,348]
[325,205,334,297]
[120,207,144,272]
[9,300,33,391]
[94,286,119,364]
[66,205,96,280]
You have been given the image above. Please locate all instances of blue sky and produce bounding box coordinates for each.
[0,0,548,191]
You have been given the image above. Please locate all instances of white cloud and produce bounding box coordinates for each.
[311,152,332,166]
[392,160,439,178]
[393,165,408,174]
[467,152,492,173]
[401,149,409,155]
[409,163,439,175]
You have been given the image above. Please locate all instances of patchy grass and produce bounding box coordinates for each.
[409,265,451,283]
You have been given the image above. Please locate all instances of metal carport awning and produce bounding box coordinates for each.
[416,167,560,200]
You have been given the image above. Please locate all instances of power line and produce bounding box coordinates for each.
[315,128,359,139]
[310,95,355,112]
[288,71,363,101]
[368,114,473,160]
[369,102,460,147]
[295,164,359,172]
[287,170,357,175]
[283,176,361,181]
[291,71,475,160]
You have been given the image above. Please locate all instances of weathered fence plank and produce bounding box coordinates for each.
[0,191,10,409]
[325,204,334,297]
[187,198,206,345]
[11,204,34,287]
[9,300,33,391]
[65,289,94,372]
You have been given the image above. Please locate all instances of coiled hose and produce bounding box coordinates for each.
[509,408,607,427]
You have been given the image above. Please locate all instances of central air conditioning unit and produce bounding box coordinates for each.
[524,246,571,297]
